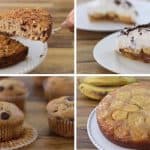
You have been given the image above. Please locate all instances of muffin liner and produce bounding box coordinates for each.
[0,123,38,150]
[0,92,28,112]
[48,116,74,138]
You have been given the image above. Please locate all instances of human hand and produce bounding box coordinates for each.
[61,9,74,32]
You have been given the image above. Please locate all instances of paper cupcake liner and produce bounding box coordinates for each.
[0,124,38,150]
[0,123,23,142]
[0,93,28,112]
[48,116,74,138]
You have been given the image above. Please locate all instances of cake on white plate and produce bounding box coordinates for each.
[88,0,138,24]
[117,23,150,63]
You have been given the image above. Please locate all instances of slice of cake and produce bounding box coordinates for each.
[117,23,150,63]
[88,0,138,24]
[0,8,52,42]
[0,34,28,68]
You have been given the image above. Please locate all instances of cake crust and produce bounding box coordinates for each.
[96,82,150,149]
[0,34,28,68]
[89,12,135,24]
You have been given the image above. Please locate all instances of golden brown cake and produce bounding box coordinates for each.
[0,102,24,142]
[0,8,52,42]
[118,23,150,63]
[0,34,28,68]
[0,78,28,111]
[96,82,150,149]
[88,0,137,24]
[43,77,74,100]
[46,96,74,137]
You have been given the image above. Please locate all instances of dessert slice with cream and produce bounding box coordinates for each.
[88,0,138,24]
[117,23,150,63]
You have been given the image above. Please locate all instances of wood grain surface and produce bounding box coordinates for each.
[9,77,74,150]
[0,0,74,74]
[77,0,115,74]
[77,77,149,150]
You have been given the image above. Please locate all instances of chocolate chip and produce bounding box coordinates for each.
[114,0,121,5]
[53,110,58,113]
[42,31,47,37]
[1,112,10,120]
[0,86,4,92]
[126,1,132,7]
[8,85,14,90]
[67,96,74,101]
[33,24,37,28]
[20,27,27,32]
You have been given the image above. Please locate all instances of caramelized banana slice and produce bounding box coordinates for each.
[112,110,128,120]
[123,104,139,112]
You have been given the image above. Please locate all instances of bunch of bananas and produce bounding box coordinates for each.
[79,77,136,101]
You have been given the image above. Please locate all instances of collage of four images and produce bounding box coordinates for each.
[0,0,150,150]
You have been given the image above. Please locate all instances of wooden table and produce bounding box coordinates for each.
[12,77,74,150]
[77,31,114,74]
[77,77,149,150]
[77,0,115,74]
[0,0,74,74]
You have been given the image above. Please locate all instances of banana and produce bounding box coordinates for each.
[83,77,136,87]
[79,83,117,100]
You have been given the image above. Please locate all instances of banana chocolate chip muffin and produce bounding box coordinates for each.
[0,102,24,142]
[43,77,74,100]
[0,79,28,111]
[46,96,74,137]
[96,82,150,149]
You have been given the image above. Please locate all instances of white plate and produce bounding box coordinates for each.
[0,37,48,74]
[93,32,150,74]
[87,108,135,150]
[77,0,150,32]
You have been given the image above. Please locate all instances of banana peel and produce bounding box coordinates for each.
[79,83,118,100]
[83,77,136,87]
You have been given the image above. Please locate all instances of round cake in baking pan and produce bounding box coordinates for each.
[96,82,150,149]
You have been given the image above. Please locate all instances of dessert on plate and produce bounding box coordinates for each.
[117,23,150,63]
[0,8,52,42]
[88,0,138,24]
[96,82,150,149]
[0,34,28,68]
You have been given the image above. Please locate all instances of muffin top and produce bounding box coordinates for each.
[0,78,27,97]
[47,96,74,120]
[96,82,150,143]
[0,102,24,125]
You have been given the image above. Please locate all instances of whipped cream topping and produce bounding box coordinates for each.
[88,0,137,20]
[118,24,150,53]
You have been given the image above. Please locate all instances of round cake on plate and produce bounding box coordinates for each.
[96,82,150,149]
